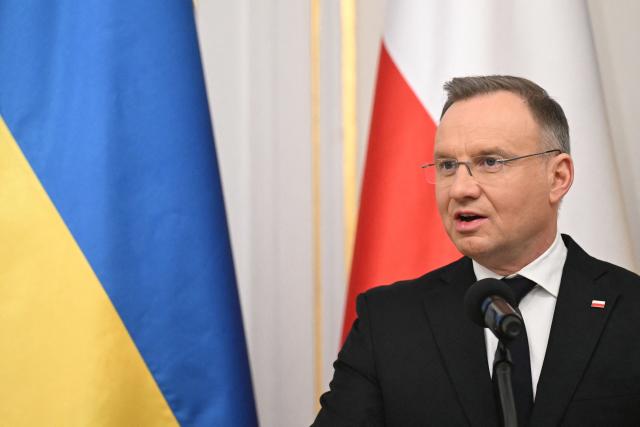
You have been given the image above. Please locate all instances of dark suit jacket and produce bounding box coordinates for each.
[313,235,640,426]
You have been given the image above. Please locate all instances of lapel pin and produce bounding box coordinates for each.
[591,299,606,309]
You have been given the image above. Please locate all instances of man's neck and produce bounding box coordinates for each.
[475,232,558,276]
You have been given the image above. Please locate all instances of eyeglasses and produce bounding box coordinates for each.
[421,149,561,185]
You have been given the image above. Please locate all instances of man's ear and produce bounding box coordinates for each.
[549,153,574,204]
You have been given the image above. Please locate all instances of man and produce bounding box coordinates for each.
[313,76,640,426]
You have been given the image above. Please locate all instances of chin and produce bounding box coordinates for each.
[451,235,491,259]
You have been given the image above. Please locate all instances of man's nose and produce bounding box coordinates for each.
[448,163,480,199]
[458,162,473,178]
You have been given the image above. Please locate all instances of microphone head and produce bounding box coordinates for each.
[463,278,517,326]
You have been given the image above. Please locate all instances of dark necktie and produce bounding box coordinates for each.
[494,276,536,426]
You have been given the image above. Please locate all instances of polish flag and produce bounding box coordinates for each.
[342,0,635,341]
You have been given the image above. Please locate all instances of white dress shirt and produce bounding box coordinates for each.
[472,233,568,399]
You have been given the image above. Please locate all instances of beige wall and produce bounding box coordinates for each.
[588,0,640,269]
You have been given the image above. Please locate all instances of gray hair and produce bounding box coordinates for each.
[441,75,570,154]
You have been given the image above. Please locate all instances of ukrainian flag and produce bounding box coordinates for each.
[0,2,257,425]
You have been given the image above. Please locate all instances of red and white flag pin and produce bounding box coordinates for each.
[591,300,606,309]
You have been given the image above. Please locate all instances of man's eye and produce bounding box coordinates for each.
[478,156,501,168]
[438,160,457,171]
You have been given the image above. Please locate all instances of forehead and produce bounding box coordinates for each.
[435,91,541,156]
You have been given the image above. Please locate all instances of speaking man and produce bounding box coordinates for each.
[313,76,640,426]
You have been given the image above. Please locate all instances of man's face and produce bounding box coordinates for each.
[434,91,559,271]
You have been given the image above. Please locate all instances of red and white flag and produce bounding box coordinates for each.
[342,0,635,340]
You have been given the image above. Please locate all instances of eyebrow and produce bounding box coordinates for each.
[433,147,514,159]
[433,151,453,159]
[472,147,514,158]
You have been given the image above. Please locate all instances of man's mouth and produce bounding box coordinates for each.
[457,214,483,222]
[454,211,487,231]
[455,212,486,222]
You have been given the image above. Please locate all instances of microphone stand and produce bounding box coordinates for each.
[494,341,518,427]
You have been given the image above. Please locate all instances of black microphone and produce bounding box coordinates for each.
[464,278,523,340]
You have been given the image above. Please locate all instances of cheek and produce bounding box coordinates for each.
[522,189,552,227]
[435,187,449,218]
[489,184,545,231]
[485,187,525,226]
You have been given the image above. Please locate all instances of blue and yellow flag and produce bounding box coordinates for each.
[0,2,257,425]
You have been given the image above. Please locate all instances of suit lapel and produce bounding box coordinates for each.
[530,236,618,426]
[422,258,498,426]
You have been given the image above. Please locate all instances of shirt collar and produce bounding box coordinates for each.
[472,233,567,298]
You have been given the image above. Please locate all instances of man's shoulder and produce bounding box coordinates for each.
[593,257,640,282]
[563,234,640,280]
[361,256,468,302]
[351,256,469,326]
[563,234,640,294]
